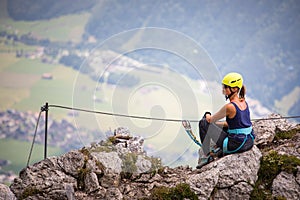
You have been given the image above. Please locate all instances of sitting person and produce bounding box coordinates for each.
[197,72,255,169]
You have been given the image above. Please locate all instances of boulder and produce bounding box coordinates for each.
[253,113,297,147]
[136,155,152,173]
[0,183,16,200]
[188,145,262,200]
[253,117,276,145]
[91,151,123,173]
[272,171,300,200]
[57,150,86,177]
[10,156,77,200]
[273,131,300,159]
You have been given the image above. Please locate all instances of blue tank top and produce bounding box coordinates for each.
[226,101,252,129]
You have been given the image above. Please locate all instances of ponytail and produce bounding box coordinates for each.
[239,85,246,99]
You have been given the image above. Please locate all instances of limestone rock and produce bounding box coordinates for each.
[84,172,100,193]
[253,113,297,147]
[10,157,77,200]
[296,166,300,185]
[91,151,122,173]
[114,127,130,137]
[272,171,300,200]
[0,183,16,200]
[213,182,253,200]
[8,145,262,200]
[57,150,85,177]
[253,118,276,145]
[136,155,152,173]
[188,145,262,200]
[105,187,123,200]
[273,131,300,159]
[187,167,219,199]
[8,119,300,199]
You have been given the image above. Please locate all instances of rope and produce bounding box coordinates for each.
[49,104,194,122]
[251,115,300,121]
[26,110,42,167]
[24,103,299,166]
[49,104,300,123]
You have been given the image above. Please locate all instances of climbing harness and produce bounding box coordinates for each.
[222,126,254,154]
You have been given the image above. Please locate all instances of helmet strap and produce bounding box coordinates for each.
[237,88,241,98]
[225,87,238,100]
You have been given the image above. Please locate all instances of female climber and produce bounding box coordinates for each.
[197,72,255,169]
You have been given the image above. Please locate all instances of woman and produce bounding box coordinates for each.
[197,72,255,169]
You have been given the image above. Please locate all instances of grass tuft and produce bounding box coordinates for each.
[250,151,300,200]
[148,183,198,200]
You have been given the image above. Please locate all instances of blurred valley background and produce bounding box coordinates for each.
[0,0,299,183]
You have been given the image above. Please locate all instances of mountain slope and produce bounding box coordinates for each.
[85,0,300,115]
[4,0,300,116]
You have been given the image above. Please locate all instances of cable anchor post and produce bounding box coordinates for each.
[41,102,49,159]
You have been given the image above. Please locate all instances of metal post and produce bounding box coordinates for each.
[41,102,49,159]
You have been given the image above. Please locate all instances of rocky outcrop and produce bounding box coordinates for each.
[273,129,300,158]
[8,128,262,199]
[252,114,300,200]
[6,114,300,199]
[0,183,16,200]
[9,147,261,199]
[253,113,297,147]
[272,170,300,200]
[189,145,261,200]
[9,133,161,199]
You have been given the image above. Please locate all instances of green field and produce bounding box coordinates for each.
[0,0,90,43]
[0,2,224,172]
[0,139,63,173]
[0,47,207,168]
[0,44,216,168]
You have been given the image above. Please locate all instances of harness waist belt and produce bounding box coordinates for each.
[228,126,252,135]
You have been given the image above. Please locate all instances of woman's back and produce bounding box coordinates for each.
[226,101,252,129]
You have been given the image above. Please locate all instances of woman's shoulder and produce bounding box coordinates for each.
[225,102,236,118]
[225,102,236,112]
[232,99,247,110]
[227,100,247,110]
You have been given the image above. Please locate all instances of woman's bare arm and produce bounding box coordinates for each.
[215,121,228,128]
[205,103,235,125]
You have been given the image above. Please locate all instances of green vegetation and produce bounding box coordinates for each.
[250,151,300,200]
[274,127,300,141]
[7,0,95,21]
[0,6,212,167]
[77,167,90,190]
[1,0,92,43]
[90,140,116,153]
[1,0,298,175]
[77,147,92,190]
[20,187,43,200]
[120,153,138,179]
[147,156,163,176]
[1,0,300,117]
[85,137,163,179]
[0,138,62,173]
[4,58,55,74]
[147,183,198,200]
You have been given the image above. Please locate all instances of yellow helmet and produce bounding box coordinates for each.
[222,72,243,89]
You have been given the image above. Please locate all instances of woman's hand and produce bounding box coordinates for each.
[205,113,212,123]
[204,104,228,124]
